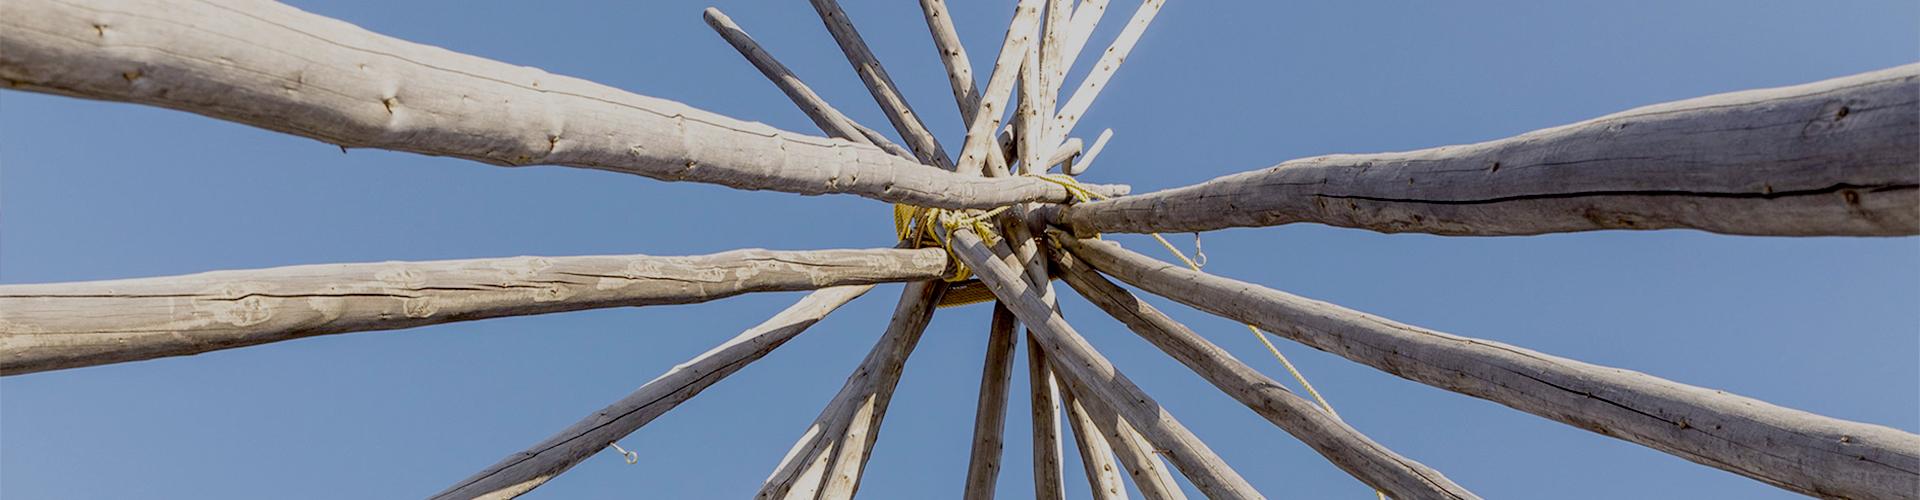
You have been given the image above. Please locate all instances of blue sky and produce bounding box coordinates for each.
[3,0,1915,498]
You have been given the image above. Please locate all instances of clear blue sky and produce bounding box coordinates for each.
[3,1,1915,498]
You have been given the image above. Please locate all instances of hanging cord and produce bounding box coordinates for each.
[1071,176,1377,499]
[1142,229,1341,419]
[1032,174,1345,418]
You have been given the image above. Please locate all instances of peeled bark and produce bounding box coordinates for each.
[432,284,874,500]
[0,0,1126,209]
[947,229,1263,499]
[1054,251,1476,500]
[0,247,945,376]
[1055,64,1920,236]
[1060,236,1920,500]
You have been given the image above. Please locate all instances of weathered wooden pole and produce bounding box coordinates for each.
[1054,64,1920,237]
[757,281,946,499]
[702,8,915,161]
[432,284,874,499]
[962,305,1020,499]
[1048,0,1167,145]
[1060,236,1920,499]
[1028,334,1070,500]
[955,0,1045,176]
[1061,386,1131,500]
[945,228,1263,499]
[1054,250,1477,499]
[807,0,955,170]
[1068,377,1188,500]
[0,0,1128,209]
[916,0,1014,175]
[0,248,945,376]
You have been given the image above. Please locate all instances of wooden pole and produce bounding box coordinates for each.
[1028,333,1069,500]
[945,228,1263,499]
[1053,249,1478,500]
[1045,137,1084,173]
[757,281,947,499]
[807,0,955,170]
[962,304,1020,499]
[1017,45,1048,174]
[0,247,946,376]
[431,285,874,499]
[1058,0,1112,79]
[916,0,1014,175]
[1035,0,1073,158]
[1062,386,1131,500]
[702,8,915,161]
[1049,0,1167,145]
[1054,64,1920,237]
[0,0,1128,209]
[955,0,1046,176]
[1068,376,1188,500]
[1066,129,1111,176]
[1059,236,1920,499]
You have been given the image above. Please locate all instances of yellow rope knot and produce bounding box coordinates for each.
[893,174,1102,308]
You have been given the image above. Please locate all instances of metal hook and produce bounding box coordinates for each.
[1191,233,1208,268]
[609,442,638,464]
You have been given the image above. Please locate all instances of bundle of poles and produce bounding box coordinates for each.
[2,0,1916,498]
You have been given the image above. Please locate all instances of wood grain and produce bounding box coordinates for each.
[0,0,1127,209]
[1056,64,1920,236]
[0,247,945,376]
[1061,236,1920,499]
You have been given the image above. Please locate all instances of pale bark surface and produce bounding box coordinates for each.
[1062,388,1130,500]
[0,0,1127,209]
[1048,0,1165,146]
[963,304,1019,500]
[1055,252,1476,500]
[1062,237,1920,500]
[947,229,1264,499]
[1028,336,1068,500]
[1058,0,1110,78]
[955,0,1044,176]
[916,0,1013,175]
[703,8,914,162]
[0,248,946,376]
[1070,380,1187,500]
[432,285,874,500]
[808,0,954,170]
[758,281,946,499]
[1057,64,1920,236]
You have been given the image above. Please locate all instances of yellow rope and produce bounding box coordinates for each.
[898,174,1381,497]
[1143,232,1341,418]
[1117,183,1378,499]
[896,174,1098,308]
